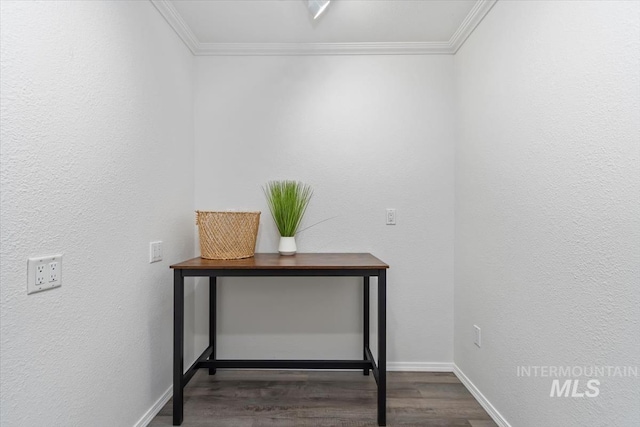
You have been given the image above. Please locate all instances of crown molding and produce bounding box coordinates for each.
[449,0,497,53]
[197,41,454,56]
[150,0,198,54]
[151,0,496,56]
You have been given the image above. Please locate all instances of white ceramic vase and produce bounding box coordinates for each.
[278,236,297,256]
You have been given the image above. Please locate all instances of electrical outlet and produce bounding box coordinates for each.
[49,261,59,282]
[36,265,46,285]
[386,208,396,225]
[474,325,481,348]
[27,254,62,294]
[149,241,163,263]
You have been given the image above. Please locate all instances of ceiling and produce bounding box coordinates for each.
[152,0,496,55]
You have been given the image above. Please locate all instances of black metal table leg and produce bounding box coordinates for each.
[363,276,370,376]
[377,269,387,426]
[209,276,217,375]
[173,270,184,426]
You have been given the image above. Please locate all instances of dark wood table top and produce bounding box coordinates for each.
[170,253,388,270]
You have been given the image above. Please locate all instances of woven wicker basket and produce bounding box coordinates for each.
[196,211,260,260]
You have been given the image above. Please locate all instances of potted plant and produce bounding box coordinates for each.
[263,180,313,255]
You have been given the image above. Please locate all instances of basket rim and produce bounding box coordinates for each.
[196,210,261,214]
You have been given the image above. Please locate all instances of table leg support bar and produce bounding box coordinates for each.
[183,346,213,388]
[198,359,372,370]
[364,346,379,384]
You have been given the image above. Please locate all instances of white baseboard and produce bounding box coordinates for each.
[134,385,172,427]
[388,361,454,372]
[453,365,511,427]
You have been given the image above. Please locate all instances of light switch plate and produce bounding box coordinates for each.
[149,241,163,263]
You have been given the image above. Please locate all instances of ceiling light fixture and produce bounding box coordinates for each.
[308,0,330,20]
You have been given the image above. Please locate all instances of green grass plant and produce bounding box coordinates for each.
[263,181,313,237]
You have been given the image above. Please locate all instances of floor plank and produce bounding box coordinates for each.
[149,370,498,427]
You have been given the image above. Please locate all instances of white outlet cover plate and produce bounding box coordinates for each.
[149,241,163,263]
[474,325,481,347]
[27,254,62,294]
[386,208,396,225]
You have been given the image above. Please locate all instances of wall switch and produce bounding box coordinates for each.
[27,254,62,294]
[386,208,396,225]
[149,241,163,263]
[474,325,481,348]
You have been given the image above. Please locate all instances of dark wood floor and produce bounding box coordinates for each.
[149,370,497,427]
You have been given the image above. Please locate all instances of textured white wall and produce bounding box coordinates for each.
[0,2,194,426]
[194,55,455,366]
[454,1,640,426]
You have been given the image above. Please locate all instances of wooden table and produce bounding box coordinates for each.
[170,253,389,426]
